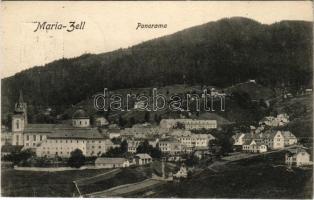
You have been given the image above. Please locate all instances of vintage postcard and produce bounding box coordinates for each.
[0,1,313,198]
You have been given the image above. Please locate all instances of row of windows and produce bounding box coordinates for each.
[26,135,43,141]
[42,146,103,150]
[42,151,103,156]
[73,120,89,125]
[46,140,102,144]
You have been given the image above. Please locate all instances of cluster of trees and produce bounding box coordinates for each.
[102,140,128,158]
[2,17,312,122]
[2,149,35,165]
[136,140,162,159]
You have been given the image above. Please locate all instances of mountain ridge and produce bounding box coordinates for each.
[2,17,312,120]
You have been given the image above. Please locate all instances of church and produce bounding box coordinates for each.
[11,91,114,158]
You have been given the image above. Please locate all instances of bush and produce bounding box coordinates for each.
[67,149,85,168]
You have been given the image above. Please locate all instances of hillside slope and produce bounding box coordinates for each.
[2,17,312,119]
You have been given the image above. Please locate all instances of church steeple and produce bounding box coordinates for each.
[18,90,24,104]
[14,90,27,124]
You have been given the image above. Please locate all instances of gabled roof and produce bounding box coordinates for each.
[286,148,309,156]
[282,131,296,139]
[95,157,127,164]
[262,130,281,139]
[135,153,152,159]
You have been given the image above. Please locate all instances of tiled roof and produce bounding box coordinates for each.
[135,153,152,159]
[47,128,104,139]
[23,124,105,139]
[24,124,73,133]
[95,157,126,164]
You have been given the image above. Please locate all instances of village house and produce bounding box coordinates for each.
[159,138,182,155]
[259,114,289,127]
[160,119,217,130]
[285,148,311,167]
[127,139,142,153]
[134,153,152,165]
[242,139,267,153]
[95,157,130,169]
[232,132,246,146]
[173,165,188,178]
[262,130,285,149]
[107,129,121,139]
[168,129,215,151]
[121,125,168,139]
[282,131,298,146]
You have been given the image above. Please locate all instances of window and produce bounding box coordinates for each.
[26,135,29,141]
[80,121,82,125]
[16,135,19,145]
[33,135,36,141]
[40,135,43,141]
[16,120,19,129]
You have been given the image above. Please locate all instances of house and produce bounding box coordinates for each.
[282,131,298,146]
[242,139,267,153]
[194,149,211,159]
[171,130,215,150]
[127,139,142,153]
[263,130,285,149]
[95,116,109,127]
[135,153,152,165]
[173,165,188,178]
[107,129,121,139]
[160,119,217,130]
[259,114,289,127]
[95,157,130,168]
[159,138,182,155]
[232,133,246,146]
[285,148,311,167]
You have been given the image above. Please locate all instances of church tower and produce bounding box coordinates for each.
[12,91,27,146]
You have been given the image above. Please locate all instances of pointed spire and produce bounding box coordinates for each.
[19,90,24,103]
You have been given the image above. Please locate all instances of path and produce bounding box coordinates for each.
[84,178,166,197]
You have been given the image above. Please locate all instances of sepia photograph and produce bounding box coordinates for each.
[0,1,313,198]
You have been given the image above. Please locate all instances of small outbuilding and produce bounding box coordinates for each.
[135,153,152,165]
[95,157,129,169]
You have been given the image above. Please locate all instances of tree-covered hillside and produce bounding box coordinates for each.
[2,17,312,119]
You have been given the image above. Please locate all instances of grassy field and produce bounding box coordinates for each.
[149,152,313,198]
[1,168,111,197]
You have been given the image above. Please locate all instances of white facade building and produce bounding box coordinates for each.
[160,119,217,130]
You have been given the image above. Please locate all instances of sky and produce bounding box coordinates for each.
[1,1,313,78]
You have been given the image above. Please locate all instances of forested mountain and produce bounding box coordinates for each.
[2,17,312,119]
